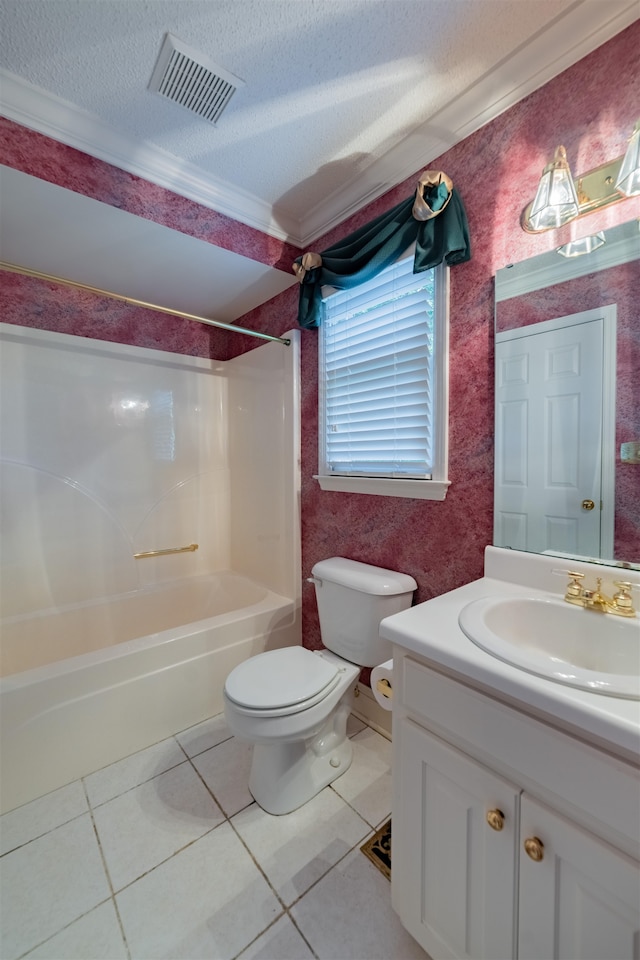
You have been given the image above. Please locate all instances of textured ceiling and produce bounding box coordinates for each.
[2,0,637,242]
[0,1,637,324]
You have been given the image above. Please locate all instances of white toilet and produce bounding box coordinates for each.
[223,557,417,814]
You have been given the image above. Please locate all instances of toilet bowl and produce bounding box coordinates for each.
[224,557,417,815]
[224,647,360,814]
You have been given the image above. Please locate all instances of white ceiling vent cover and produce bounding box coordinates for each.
[149,33,244,125]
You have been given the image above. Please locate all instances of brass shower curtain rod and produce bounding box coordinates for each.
[0,261,291,346]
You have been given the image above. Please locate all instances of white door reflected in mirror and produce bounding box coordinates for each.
[494,307,615,558]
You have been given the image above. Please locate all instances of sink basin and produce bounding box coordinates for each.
[458,595,640,699]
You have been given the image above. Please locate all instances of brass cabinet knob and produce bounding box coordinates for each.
[486,809,505,831]
[581,499,596,511]
[524,837,544,861]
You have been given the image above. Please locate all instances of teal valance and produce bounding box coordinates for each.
[292,171,471,329]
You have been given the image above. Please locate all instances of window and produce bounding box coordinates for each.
[316,254,450,500]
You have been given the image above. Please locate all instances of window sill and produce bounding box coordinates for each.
[313,475,451,500]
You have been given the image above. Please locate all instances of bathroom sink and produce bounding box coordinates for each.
[458,595,640,699]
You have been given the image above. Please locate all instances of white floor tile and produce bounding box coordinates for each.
[116,822,282,960]
[0,717,412,960]
[84,737,186,808]
[238,914,315,959]
[191,736,254,816]
[0,814,110,960]
[346,713,367,738]
[175,713,232,757]
[291,845,429,960]
[0,781,88,856]
[92,761,224,891]
[24,901,127,960]
[232,786,370,906]
[330,726,392,827]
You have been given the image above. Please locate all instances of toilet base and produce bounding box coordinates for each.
[248,690,355,815]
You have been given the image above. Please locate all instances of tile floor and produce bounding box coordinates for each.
[0,713,430,960]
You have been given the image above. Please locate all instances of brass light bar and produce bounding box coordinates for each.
[134,543,199,559]
[0,261,291,346]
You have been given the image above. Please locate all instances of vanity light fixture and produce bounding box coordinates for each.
[525,146,580,232]
[521,120,640,233]
[615,119,640,197]
[556,231,606,258]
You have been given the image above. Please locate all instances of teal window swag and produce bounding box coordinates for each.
[292,170,471,330]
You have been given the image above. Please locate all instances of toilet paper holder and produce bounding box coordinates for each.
[375,677,393,700]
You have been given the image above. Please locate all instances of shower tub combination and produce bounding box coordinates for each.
[0,324,301,814]
[0,572,298,813]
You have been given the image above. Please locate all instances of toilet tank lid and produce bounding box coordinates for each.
[311,557,417,596]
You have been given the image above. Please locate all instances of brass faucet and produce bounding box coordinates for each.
[563,572,637,617]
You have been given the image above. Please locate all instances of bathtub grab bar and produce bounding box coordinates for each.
[134,544,199,559]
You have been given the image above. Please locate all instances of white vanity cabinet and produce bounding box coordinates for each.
[398,718,519,959]
[518,795,639,960]
[392,652,640,960]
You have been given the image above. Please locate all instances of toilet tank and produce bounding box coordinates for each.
[311,557,417,667]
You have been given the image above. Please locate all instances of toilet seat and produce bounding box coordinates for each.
[224,647,342,717]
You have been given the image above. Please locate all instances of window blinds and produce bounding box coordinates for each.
[321,257,436,479]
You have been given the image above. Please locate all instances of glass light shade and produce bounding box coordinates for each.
[615,120,640,197]
[557,231,606,258]
[528,146,580,231]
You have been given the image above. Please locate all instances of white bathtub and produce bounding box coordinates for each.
[0,572,299,813]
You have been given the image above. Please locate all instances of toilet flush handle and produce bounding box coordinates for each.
[307,576,322,587]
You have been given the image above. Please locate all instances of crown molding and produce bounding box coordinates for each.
[1,1,637,250]
[299,1,639,246]
[0,69,300,245]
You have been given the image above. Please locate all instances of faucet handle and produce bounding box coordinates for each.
[564,571,585,599]
[611,581,636,616]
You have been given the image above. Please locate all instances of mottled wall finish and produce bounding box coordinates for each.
[234,23,640,650]
[236,24,640,646]
[0,118,300,272]
[1,23,638,653]
[1,270,226,358]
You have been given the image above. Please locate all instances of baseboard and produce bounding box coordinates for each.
[352,683,391,740]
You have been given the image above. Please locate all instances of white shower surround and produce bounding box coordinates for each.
[0,323,301,813]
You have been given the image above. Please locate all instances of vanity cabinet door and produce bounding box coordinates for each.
[518,794,640,960]
[394,719,519,960]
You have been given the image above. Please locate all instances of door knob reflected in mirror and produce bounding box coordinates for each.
[581,499,596,511]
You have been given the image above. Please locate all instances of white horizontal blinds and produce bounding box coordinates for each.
[322,257,436,478]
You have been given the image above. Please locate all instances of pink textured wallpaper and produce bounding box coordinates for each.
[1,23,639,656]
[238,23,640,650]
[0,117,300,274]
[0,116,302,362]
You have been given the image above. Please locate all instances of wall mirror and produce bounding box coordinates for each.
[493,218,639,568]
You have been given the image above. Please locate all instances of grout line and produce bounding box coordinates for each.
[104,820,225,897]
[229,909,319,960]
[0,807,88,858]
[329,784,390,833]
[84,740,188,810]
[285,910,320,960]
[13,897,115,960]
[4,715,391,960]
[177,734,235,761]
[183,747,256,822]
[226,814,288,911]
[82,779,132,960]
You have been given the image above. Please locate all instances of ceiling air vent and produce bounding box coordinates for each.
[149,33,244,125]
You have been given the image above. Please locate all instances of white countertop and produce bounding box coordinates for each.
[380,549,640,761]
